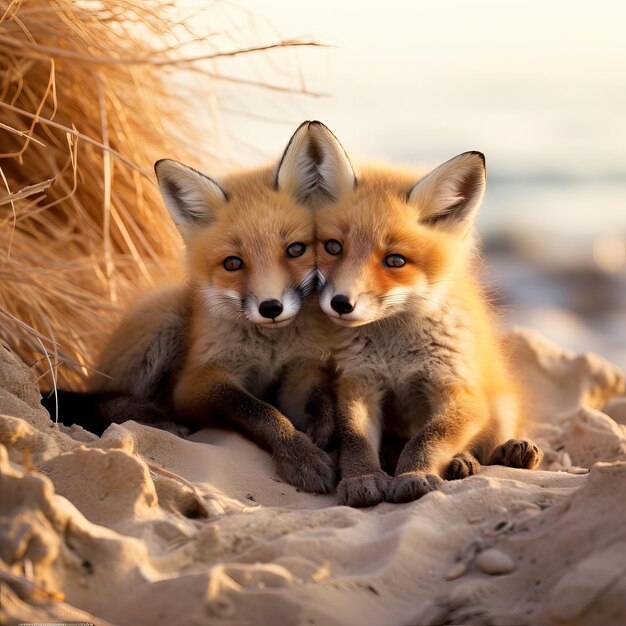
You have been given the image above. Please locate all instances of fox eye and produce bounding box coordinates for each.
[324,239,343,256]
[223,256,244,271]
[286,242,306,258]
[383,254,406,268]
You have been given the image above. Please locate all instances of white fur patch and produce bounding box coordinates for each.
[155,159,227,227]
[318,285,334,318]
[282,289,302,319]
[243,288,302,326]
[318,284,374,326]
[200,287,242,321]
[319,281,439,326]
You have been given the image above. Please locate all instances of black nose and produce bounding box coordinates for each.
[259,299,283,319]
[331,294,354,314]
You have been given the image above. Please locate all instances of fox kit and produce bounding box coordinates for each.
[48,121,347,494]
[310,132,543,507]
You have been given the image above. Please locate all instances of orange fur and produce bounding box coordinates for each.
[184,166,316,309]
[311,151,542,507]
[79,121,357,494]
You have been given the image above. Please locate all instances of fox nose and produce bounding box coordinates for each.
[259,299,283,319]
[331,294,354,315]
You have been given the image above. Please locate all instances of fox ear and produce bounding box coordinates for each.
[408,151,486,234]
[276,120,355,207]
[154,159,227,231]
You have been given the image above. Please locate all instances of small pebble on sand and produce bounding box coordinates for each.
[476,549,515,575]
[566,466,589,475]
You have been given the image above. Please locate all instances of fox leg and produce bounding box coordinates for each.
[335,379,391,507]
[275,361,336,450]
[174,364,335,494]
[388,386,488,503]
[478,399,543,469]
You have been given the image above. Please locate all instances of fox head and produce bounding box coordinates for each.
[155,121,350,328]
[314,137,486,327]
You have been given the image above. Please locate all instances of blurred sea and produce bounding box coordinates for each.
[482,177,626,371]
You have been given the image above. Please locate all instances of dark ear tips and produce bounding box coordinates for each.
[465,151,486,167]
[294,120,313,132]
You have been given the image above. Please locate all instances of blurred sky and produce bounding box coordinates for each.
[185,0,626,258]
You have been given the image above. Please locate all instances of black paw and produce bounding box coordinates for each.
[273,432,336,494]
[386,472,443,503]
[444,452,482,480]
[337,473,392,507]
[488,439,543,469]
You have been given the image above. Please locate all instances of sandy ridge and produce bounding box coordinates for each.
[1,329,625,625]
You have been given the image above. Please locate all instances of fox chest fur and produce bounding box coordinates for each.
[330,299,477,435]
[187,303,329,400]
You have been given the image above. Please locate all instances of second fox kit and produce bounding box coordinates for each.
[63,121,348,493]
[310,132,543,507]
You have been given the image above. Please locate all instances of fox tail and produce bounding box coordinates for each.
[41,389,170,436]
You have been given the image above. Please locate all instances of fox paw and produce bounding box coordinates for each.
[273,432,336,494]
[444,452,482,480]
[386,472,443,503]
[337,473,391,508]
[488,439,543,469]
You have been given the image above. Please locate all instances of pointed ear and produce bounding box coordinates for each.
[408,151,486,233]
[154,159,227,231]
[276,120,355,207]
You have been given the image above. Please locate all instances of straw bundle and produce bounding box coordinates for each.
[0,0,318,388]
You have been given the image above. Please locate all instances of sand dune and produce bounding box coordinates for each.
[1,328,625,626]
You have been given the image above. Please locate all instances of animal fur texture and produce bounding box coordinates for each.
[44,120,542,507]
[311,132,543,507]
[50,122,350,494]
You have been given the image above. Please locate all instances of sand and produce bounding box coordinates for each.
[1,327,625,626]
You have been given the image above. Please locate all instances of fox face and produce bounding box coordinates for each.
[314,141,487,326]
[168,170,316,328]
[189,192,314,327]
[155,121,349,328]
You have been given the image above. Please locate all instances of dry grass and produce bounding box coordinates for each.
[0,0,320,389]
